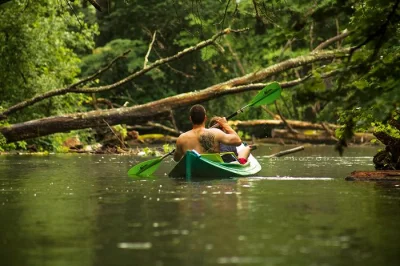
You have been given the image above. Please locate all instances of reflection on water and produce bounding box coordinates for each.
[1,146,399,266]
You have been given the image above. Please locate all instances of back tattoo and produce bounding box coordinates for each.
[199,132,216,152]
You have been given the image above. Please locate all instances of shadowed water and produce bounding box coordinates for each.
[1,145,399,266]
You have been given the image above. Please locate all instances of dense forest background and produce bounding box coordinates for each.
[0,0,399,153]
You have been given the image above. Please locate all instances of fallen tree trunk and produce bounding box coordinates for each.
[1,49,349,143]
[271,129,338,144]
[229,119,338,130]
[128,122,181,136]
[270,129,375,145]
[228,119,340,140]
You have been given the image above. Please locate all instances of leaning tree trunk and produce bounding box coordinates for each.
[0,49,349,143]
[0,80,299,142]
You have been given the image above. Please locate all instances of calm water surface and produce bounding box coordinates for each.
[1,145,399,266]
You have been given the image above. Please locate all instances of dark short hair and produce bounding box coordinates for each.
[190,104,206,125]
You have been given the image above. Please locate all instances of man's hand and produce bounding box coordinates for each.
[215,117,229,130]
[213,117,241,146]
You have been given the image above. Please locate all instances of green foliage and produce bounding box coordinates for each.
[0,0,98,122]
[237,130,251,140]
[373,123,400,139]
[25,129,94,153]
[113,125,127,139]
[163,144,173,153]
[0,133,6,151]
[0,132,27,152]
[323,0,400,150]
[142,147,157,156]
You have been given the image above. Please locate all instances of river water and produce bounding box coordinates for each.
[1,145,399,266]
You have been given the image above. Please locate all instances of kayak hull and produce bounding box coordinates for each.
[168,150,261,179]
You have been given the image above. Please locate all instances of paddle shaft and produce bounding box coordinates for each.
[138,149,175,173]
[226,84,280,120]
[226,104,250,120]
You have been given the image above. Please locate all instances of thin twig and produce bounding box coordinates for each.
[220,0,232,32]
[275,102,299,134]
[271,38,295,80]
[309,21,314,51]
[335,18,341,48]
[103,119,127,149]
[153,48,194,78]
[261,106,279,119]
[65,0,83,28]
[144,31,157,68]
[76,49,132,88]
[320,122,338,140]
[312,30,350,52]
[225,35,246,75]
[169,109,180,132]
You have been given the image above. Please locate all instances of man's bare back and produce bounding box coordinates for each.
[173,113,241,161]
[176,128,221,154]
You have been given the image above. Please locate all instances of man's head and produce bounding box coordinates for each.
[190,104,206,125]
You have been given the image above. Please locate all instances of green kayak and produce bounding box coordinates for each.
[168,150,261,179]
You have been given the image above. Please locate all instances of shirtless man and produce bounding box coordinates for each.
[173,104,242,162]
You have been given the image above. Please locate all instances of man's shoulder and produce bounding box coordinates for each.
[204,128,220,134]
[204,128,223,138]
[179,129,193,135]
[177,130,194,142]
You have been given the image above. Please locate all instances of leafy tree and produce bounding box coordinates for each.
[0,0,98,122]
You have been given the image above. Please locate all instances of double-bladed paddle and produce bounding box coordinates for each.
[127,82,282,177]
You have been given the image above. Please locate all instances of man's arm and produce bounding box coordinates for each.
[214,117,242,146]
[173,138,184,162]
